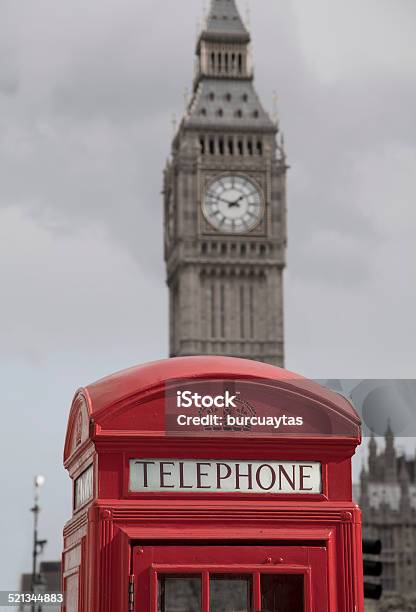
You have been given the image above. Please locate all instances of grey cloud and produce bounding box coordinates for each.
[0,45,19,96]
[0,75,18,96]
[0,0,414,295]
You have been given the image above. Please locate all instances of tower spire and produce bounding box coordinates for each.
[368,433,377,480]
[194,0,256,91]
[205,0,249,39]
[384,420,397,482]
[399,460,411,514]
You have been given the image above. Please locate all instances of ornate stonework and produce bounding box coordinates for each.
[360,427,416,599]
[164,0,287,366]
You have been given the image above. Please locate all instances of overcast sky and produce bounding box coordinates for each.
[0,0,415,592]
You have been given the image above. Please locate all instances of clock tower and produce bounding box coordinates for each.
[164,0,287,366]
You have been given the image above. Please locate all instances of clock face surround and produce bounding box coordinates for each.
[203,175,263,234]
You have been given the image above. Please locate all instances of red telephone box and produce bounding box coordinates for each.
[62,356,364,611]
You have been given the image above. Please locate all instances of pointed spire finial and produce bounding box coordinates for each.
[171,113,177,136]
[369,431,377,447]
[183,88,191,118]
[272,90,279,126]
[196,18,202,39]
[205,0,249,39]
[400,460,410,483]
[245,2,251,29]
[277,131,286,164]
[385,418,394,445]
[202,1,208,29]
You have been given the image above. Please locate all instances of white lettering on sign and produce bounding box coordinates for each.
[129,459,321,494]
[176,390,238,409]
[74,465,93,509]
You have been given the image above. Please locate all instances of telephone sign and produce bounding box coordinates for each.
[129,458,322,494]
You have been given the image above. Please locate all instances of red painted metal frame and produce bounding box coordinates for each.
[70,499,362,611]
[62,357,364,612]
[135,544,321,612]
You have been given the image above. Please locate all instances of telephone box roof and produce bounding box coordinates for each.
[82,356,358,422]
[64,357,361,463]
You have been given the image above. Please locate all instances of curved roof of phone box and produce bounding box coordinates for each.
[79,356,359,424]
[64,357,362,463]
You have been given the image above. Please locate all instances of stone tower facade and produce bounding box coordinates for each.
[360,429,416,598]
[163,0,287,366]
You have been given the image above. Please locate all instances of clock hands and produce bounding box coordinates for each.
[216,194,245,208]
[216,196,237,206]
[228,195,244,208]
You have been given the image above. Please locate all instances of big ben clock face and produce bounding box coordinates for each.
[203,175,263,233]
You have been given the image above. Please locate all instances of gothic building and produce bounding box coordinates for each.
[164,0,287,366]
[360,428,416,597]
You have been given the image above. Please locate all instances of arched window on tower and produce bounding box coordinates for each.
[257,139,263,155]
[209,137,215,155]
[238,139,244,155]
[199,137,205,155]
[218,52,222,73]
[238,53,243,74]
[228,138,234,155]
[218,137,224,155]
[211,53,215,73]
[225,53,229,73]
[231,53,236,73]
[247,139,253,156]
